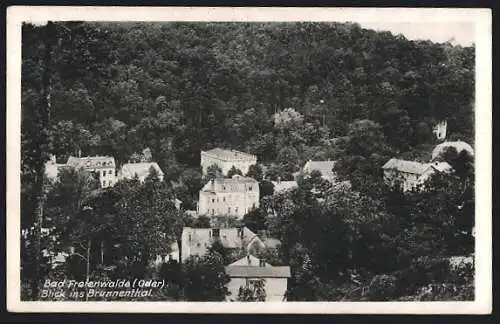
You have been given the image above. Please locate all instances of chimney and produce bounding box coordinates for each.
[277,176,281,184]
[50,154,56,164]
[78,149,82,158]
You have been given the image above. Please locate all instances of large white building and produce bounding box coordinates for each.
[198,175,259,218]
[118,162,164,182]
[66,155,117,188]
[382,158,452,192]
[201,148,257,176]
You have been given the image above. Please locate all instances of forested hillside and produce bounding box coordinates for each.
[21,22,475,301]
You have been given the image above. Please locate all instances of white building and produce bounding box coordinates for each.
[66,155,117,188]
[201,148,257,176]
[432,141,474,161]
[198,175,259,219]
[295,160,336,182]
[225,254,291,301]
[180,226,266,262]
[382,158,452,192]
[118,162,164,182]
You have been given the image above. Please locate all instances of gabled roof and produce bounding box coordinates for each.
[120,162,164,179]
[229,254,272,267]
[383,159,453,175]
[67,156,116,169]
[202,148,256,161]
[430,161,453,173]
[303,160,336,178]
[225,265,291,278]
[382,158,430,175]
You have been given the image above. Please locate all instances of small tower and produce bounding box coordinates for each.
[433,120,447,141]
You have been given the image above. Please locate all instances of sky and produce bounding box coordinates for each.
[28,20,476,47]
[358,22,475,46]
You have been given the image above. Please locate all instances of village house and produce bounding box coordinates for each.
[198,175,259,219]
[295,160,337,182]
[179,226,269,262]
[201,148,257,176]
[382,158,452,192]
[66,155,117,188]
[118,162,165,182]
[431,140,474,160]
[225,254,291,301]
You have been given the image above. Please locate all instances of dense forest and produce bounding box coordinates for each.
[21,22,475,301]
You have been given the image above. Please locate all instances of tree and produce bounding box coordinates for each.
[183,254,230,301]
[243,207,267,232]
[192,215,211,228]
[205,163,222,181]
[246,164,263,181]
[259,180,275,197]
[226,166,243,178]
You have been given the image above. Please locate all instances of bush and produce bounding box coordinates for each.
[367,274,398,301]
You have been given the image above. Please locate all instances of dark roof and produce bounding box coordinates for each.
[225,265,291,278]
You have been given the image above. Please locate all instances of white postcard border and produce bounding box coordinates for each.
[6,6,492,314]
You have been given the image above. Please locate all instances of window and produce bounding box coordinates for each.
[223,197,226,202]
[103,181,106,187]
[235,207,238,213]
[212,198,215,203]
[252,203,256,209]
[228,207,231,214]
[103,170,106,176]
[223,186,226,190]
[211,209,215,215]
[212,228,220,238]
[248,186,252,191]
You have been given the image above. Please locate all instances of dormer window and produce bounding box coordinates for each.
[212,228,220,238]
[248,186,252,191]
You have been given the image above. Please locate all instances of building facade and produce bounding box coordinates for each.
[66,156,117,188]
[180,226,265,262]
[118,162,164,182]
[201,148,257,176]
[382,158,452,192]
[198,175,259,218]
[225,254,291,301]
